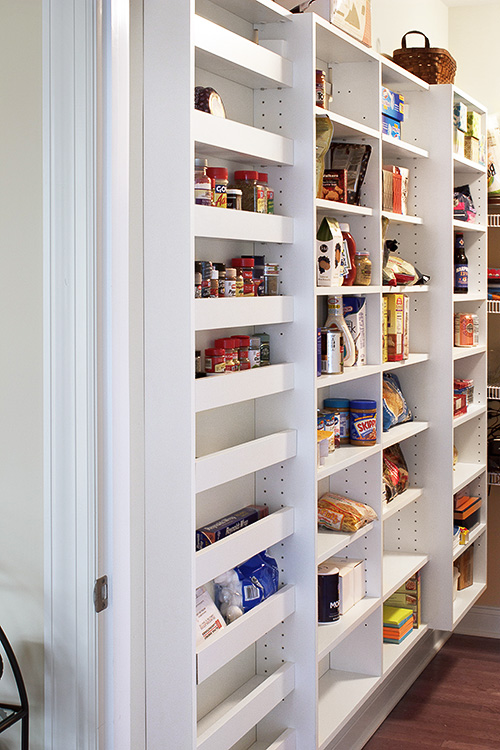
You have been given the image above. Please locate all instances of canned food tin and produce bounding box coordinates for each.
[322,411,336,453]
[454,313,479,347]
[320,328,343,374]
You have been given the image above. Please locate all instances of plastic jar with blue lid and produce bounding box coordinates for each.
[323,398,350,444]
[349,399,377,446]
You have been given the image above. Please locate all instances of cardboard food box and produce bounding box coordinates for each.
[467,110,481,139]
[454,128,465,157]
[382,115,401,140]
[325,557,364,614]
[322,168,348,203]
[300,0,372,47]
[196,505,269,550]
[381,87,404,122]
[464,135,480,163]
[343,296,367,366]
[453,102,467,132]
[382,295,388,362]
[316,216,343,287]
[382,169,393,212]
[386,293,404,361]
[456,544,474,590]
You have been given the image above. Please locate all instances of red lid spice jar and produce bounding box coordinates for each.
[206,167,228,208]
[204,348,225,375]
[232,335,251,370]
[231,257,255,297]
[214,338,239,371]
[233,171,266,213]
[258,172,274,214]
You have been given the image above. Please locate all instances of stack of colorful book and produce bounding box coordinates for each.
[383,606,414,644]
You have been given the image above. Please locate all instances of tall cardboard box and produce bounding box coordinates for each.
[385,293,404,361]
[300,0,372,47]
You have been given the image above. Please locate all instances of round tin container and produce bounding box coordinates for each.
[454,313,479,347]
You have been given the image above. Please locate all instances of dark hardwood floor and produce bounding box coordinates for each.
[363,635,500,750]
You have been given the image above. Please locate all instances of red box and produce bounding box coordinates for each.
[453,393,467,417]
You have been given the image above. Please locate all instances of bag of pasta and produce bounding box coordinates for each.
[318,492,377,532]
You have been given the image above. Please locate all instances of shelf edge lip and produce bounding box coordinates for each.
[317,444,379,479]
[381,210,423,225]
[382,134,429,158]
[317,522,375,565]
[382,488,423,521]
[452,582,487,629]
[194,205,294,243]
[452,219,487,232]
[453,345,487,361]
[316,286,382,296]
[195,362,295,412]
[316,364,380,389]
[316,198,374,217]
[452,404,486,428]
[381,421,429,449]
[453,154,487,174]
[202,0,291,23]
[381,353,429,372]
[315,107,380,139]
[316,596,381,662]
[381,57,430,91]
[453,462,487,493]
[382,552,430,600]
[382,624,430,677]
[194,296,294,331]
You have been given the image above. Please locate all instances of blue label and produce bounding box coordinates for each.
[455,265,468,288]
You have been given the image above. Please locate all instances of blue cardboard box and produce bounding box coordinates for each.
[381,87,404,122]
[382,115,401,140]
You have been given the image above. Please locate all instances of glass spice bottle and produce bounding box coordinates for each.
[214,263,226,297]
[194,158,212,206]
[206,167,228,208]
[233,171,266,213]
[354,250,372,286]
[316,69,327,108]
[258,173,274,214]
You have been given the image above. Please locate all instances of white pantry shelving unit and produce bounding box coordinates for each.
[142,2,488,748]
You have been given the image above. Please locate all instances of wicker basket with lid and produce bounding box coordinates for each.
[393,31,456,85]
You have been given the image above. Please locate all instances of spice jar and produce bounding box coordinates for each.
[354,250,372,286]
[264,263,280,296]
[194,261,202,298]
[233,336,251,371]
[258,173,274,214]
[227,188,242,210]
[316,69,327,108]
[225,267,236,297]
[349,399,377,446]
[231,257,255,296]
[204,347,225,375]
[206,167,228,208]
[233,170,266,213]
[214,338,239,372]
[214,263,225,297]
[194,158,212,206]
[324,398,349,444]
[242,254,264,296]
[210,267,219,298]
[248,337,261,368]
[199,261,212,298]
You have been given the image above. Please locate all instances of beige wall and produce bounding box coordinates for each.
[0,1,44,747]
[371,0,449,56]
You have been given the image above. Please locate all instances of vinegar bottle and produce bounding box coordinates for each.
[324,296,356,366]
[340,223,357,286]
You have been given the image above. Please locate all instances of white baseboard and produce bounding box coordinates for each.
[454,605,500,639]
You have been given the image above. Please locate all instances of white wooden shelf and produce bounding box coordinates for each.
[381,353,429,372]
[452,219,487,233]
[454,291,486,302]
[316,285,382,297]
[195,15,292,90]
[452,524,486,562]
[453,345,487,361]
[381,210,423,225]
[384,285,429,294]
[316,198,374,218]
[247,729,296,750]
[195,363,294,411]
[196,430,297,492]
[453,462,486,493]
[194,205,294,243]
[194,110,293,166]
[200,0,291,24]
[381,421,429,449]
[382,624,429,676]
[196,585,295,684]
[381,57,430,92]
[315,15,379,65]
[317,364,380,389]
[317,522,375,565]
[383,552,429,599]
[194,296,294,331]
[453,403,486,428]
[317,597,381,662]
[195,507,294,589]
[196,662,295,750]
[382,134,429,159]
[318,669,380,750]
[383,488,423,521]
[453,582,487,629]
[453,153,487,175]
[315,107,379,139]
[317,444,380,480]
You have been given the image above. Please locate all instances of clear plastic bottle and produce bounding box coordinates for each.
[194,158,212,206]
[324,296,356,367]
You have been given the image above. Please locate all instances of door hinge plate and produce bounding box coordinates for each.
[93,575,108,613]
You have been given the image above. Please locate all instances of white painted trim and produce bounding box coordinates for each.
[455,605,500,639]
[43,0,98,747]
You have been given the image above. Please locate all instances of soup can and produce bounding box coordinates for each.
[454,313,479,347]
[320,328,343,374]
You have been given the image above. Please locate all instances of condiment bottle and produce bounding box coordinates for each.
[210,267,219,298]
[204,347,225,375]
[231,257,255,296]
[316,70,327,108]
[214,263,226,297]
[454,233,468,294]
[264,263,280,296]
[225,267,237,297]
[200,260,212,298]
[258,173,274,214]
[233,335,251,370]
[323,398,350,444]
[242,254,264,296]
[339,223,357,286]
[194,158,212,206]
[214,338,239,372]
[206,167,228,208]
[233,171,266,213]
[324,296,356,367]
[227,188,242,210]
[354,250,372,286]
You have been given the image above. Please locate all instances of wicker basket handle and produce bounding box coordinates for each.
[401,31,431,49]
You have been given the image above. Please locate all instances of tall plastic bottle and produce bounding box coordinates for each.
[324,296,356,366]
[340,223,357,286]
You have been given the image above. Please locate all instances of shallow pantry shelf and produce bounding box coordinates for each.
[196,662,294,750]
[453,462,486,493]
[194,205,293,243]
[194,296,294,330]
[453,291,486,302]
[316,285,382,297]
[196,585,295,684]
[315,107,379,139]
[317,444,379,480]
[315,15,379,65]
[381,57,430,92]
[196,507,294,588]
[199,0,290,24]
[195,363,294,411]
[247,729,296,750]
[452,219,487,233]
[317,364,380,389]
[194,110,293,166]
[318,669,380,750]
[316,198,373,218]
[453,582,487,629]
[196,430,297,493]
[381,210,423,225]
[381,421,429,450]
[317,522,375,565]
[383,624,429,677]
[381,353,429,372]
[452,523,486,562]
[382,134,429,159]
[453,345,487,361]
[383,488,423,521]
[385,285,429,294]
[383,551,429,599]
[453,403,486,428]
[194,15,292,90]
[453,153,486,175]
[317,597,381,662]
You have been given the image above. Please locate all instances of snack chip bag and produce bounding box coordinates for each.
[383,372,412,431]
[383,443,409,503]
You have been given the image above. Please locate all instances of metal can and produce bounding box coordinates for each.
[320,328,343,374]
[454,313,479,347]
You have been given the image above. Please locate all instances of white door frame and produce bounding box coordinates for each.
[43,0,135,747]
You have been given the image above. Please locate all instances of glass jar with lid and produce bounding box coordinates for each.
[233,170,266,213]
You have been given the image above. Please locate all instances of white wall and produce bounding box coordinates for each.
[371,0,449,56]
[0,1,44,747]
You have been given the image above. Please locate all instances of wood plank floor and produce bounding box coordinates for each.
[363,635,500,750]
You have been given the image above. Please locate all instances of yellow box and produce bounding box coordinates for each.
[464,135,479,163]
[453,128,464,156]
[467,110,481,139]
[385,293,404,362]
